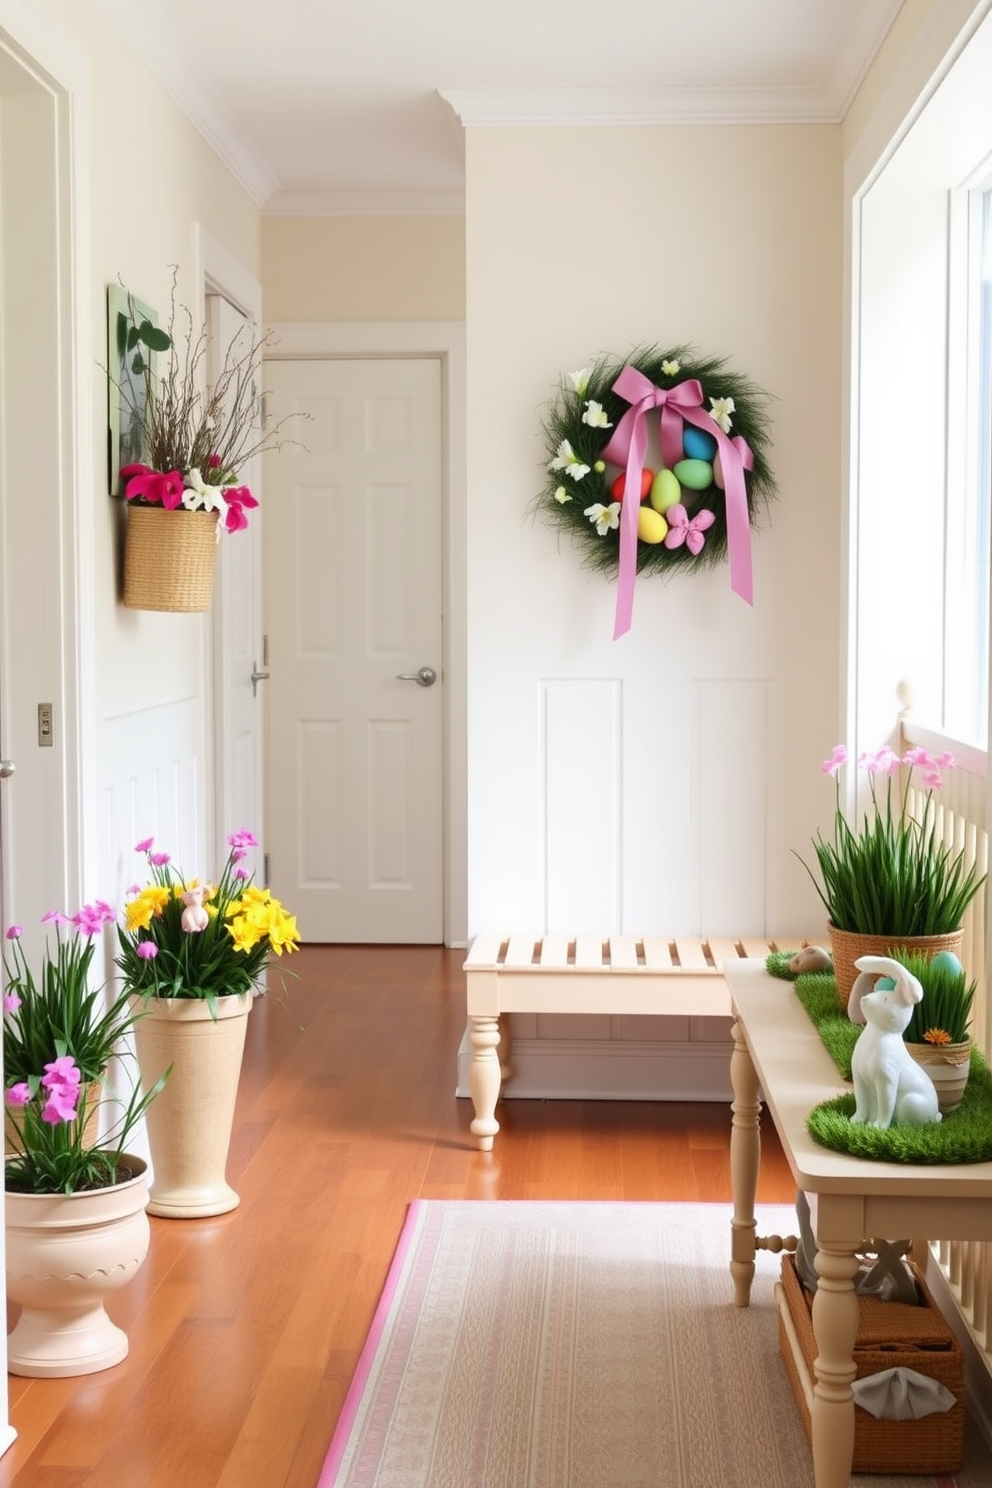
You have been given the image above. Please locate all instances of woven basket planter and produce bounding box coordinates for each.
[123,506,218,613]
[828,925,964,1010]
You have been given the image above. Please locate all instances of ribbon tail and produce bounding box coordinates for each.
[613,419,647,639]
[719,441,754,605]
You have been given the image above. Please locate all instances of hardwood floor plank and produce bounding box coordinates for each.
[0,945,797,1486]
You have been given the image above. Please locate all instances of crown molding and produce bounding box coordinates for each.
[93,0,278,208]
[263,188,465,218]
[819,0,906,117]
[438,85,843,127]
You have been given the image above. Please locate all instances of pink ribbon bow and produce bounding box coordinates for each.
[600,365,756,638]
[664,504,715,556]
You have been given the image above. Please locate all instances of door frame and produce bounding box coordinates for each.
[194,225,264,870]
[0,5,93,918]
[263,322,467,947]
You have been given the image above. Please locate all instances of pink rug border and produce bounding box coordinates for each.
[317,1199,424,1487]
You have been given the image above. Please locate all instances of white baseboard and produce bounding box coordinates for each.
[455,1027,733,1102]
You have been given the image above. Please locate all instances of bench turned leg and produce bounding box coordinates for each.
[468,1015,501,1150]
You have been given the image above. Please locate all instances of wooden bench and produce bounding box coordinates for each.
[463,932,817,1149]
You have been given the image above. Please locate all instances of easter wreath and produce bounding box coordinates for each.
[537,346,776,637]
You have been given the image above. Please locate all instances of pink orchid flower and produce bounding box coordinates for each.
[222,486,259,534]
[5,1082,31,1107]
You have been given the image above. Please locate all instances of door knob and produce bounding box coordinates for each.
[0,759,14,779]
[250,664,270,699]
[395,666,438,687]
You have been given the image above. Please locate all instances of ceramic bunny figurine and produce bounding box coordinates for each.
[180,885,209,933]
[849,955,941,1129]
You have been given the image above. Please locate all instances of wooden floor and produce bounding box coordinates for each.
[2,945,797,1487]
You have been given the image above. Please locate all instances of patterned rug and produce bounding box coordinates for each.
[318,1200,992,1488]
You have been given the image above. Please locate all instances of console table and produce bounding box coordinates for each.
[725,959,992,1488]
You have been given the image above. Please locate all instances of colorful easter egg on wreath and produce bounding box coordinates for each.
[637,507,668,544]
[673,458,713,491]
[649,468,681,513]
[683,426,718,462]
[611,467,654,502]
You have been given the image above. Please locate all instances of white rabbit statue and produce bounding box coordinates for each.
[848,955,941,1129]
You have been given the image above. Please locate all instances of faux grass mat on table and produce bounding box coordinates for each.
[767,949,992,1165]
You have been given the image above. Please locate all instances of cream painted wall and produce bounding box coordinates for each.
[261,216,465,322]
[464,124,843,938]
[43,0,260,723]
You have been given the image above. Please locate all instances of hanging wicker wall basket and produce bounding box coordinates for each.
[123,506,219,613]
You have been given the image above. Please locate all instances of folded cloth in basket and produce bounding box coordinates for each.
[852,1367,957,1420]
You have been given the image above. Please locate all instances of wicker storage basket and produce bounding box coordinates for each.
[828,925,965,1010]
[776,1252,965,1474]
[123,506,219,613]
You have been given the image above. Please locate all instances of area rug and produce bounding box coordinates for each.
[318,1200,991,1488]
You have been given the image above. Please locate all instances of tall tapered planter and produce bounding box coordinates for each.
[5,1156,150,1377]
[130,993,252,1218]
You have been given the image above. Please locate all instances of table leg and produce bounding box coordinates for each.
[468,1015,501,1151]
[729,1016,761,1306]
[810,1244,861,1488]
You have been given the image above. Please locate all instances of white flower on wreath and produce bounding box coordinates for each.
[584,501,621,536]
[548,439,590,481]
[709,396,736,433]
[554,485,571,504]
[568,368,591,396]
[581,400,612,430]
[662,359,680,377]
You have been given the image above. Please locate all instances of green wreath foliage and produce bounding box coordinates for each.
[536,345,776,578]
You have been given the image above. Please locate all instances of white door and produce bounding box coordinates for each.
[263,357,444,943]
[208,294,265,859]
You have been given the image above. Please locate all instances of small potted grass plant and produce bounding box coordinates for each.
[797,744,985,1006]
[891,948,975,1114]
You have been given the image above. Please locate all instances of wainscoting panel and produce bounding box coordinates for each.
[691,679,771,934]
[540,679,622,934]
[97,697,208,908]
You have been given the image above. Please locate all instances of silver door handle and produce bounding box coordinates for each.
[250,665,270,699]
[0,759,14,779]
[395,666,437,687]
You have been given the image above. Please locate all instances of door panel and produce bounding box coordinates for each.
[263,357,443,943]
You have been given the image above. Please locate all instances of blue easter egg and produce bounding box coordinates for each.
[929,950,963,976]
[673,458,713,491]
[876,977,896,990]
[683,427,717,462]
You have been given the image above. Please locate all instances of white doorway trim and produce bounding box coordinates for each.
[0,3,94,910]
[263,321,467,947]
[193,225,264,867]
